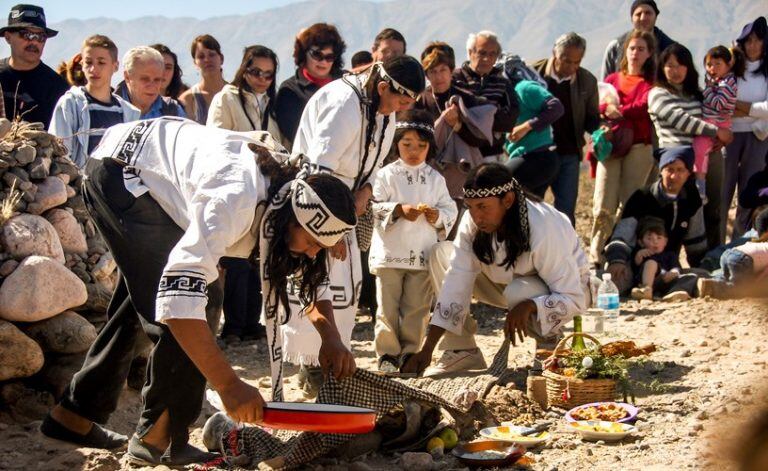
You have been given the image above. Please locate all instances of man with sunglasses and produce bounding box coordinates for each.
[0,4,68,127]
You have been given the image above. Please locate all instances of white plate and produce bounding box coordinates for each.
[568,420,637,442]
[479,425,550,447]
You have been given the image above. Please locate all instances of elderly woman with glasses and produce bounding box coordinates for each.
[274,22,346,150]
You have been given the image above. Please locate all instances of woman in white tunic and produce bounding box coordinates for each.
[287,55,426,393]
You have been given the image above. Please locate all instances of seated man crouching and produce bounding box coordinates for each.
[402,163,589,376]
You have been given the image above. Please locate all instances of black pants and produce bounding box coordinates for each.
[358,250,377,312]
[61,158,222,453]
[505,147,560,198]
[219,257,263,338]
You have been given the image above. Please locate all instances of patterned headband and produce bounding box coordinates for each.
[395,121,434,134]
[378,62,419,99]
[463,181,515,199]
[291,179,356,247]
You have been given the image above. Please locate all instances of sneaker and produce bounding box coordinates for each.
[377,355,399,373]
[661,290,691,302]
[423,348,487,377]
[126,435,218,467]
[630,285,653,300]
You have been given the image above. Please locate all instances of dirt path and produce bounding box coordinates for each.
[1,295,766,470]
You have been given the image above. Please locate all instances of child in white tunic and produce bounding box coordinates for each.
[369,112,457,372]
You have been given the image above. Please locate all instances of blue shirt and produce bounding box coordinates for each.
[119,86,186,120]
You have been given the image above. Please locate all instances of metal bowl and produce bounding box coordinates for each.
[451,440,525,468]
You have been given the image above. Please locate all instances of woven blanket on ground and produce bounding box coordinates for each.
[210,341,512,469]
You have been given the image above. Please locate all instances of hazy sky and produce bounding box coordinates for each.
[3,0,382,21]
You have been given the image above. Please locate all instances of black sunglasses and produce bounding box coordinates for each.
[16,29,47,42]
[308,48,336,63]
[246,67,275,80]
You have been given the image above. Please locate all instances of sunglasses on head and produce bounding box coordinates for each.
[16,29,47,42]
[308,48,336,63]
[246,67,275,80]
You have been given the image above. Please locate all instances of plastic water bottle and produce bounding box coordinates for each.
[597,273,620,331]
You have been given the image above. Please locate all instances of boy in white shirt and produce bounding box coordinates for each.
[370,110,457,372]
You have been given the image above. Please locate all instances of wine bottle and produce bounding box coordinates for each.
[571,315,586,351]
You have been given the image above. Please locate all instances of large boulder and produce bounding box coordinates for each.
[45,209,87,254]
[32,175,68,213]
[22,310,96,354]
[1,213,65,263]
[0,320,44,380]
[0,255,88,322]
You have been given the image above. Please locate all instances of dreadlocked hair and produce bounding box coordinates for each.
[465,163,529,270]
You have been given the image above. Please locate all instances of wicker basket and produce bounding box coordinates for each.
[542,333,617,408]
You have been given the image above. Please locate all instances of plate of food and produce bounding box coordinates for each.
[452,440,525,467]
[479,425,550,448]
[569,420,637,442]
[566,402,638,423]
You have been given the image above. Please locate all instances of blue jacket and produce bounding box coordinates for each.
[49,86,140,168]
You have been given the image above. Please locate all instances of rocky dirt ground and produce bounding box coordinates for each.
[1,297,766,471]
[1,171,767,470]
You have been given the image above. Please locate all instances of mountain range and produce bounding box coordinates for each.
[0,0,764,85]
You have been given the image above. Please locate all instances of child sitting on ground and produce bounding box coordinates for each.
[699,208,768,298]
[369,109,457,373]
[630,217,694,302]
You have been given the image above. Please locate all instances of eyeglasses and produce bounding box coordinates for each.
[246,67,275,80]
[308,48,336,63]
[472,49,499,59]
[16,29,47,42]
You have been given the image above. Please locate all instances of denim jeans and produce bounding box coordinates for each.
[549,153,580,226]
[717,248,754,284]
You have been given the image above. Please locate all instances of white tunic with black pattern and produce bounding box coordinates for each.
[430,199,589,337]
[89,117,272,324]
[369,160,457,272]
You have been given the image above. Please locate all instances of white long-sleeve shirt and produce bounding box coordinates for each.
[291,75,395,190]
[90,117,272,323]
[733,60,768,134]
[430,199,589,337]
[369,160,457,272]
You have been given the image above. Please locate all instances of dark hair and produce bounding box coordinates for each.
[656,43,703,101]
[252,150,356,321]
[391,109,437,162]
[150,43,187,99]
[618,29,656,81]
[421,41,456,71]
[355,55,426,189]
[293,23,346,71]
[372,28,407,54]
[351,50,373,68]
[57,53,86,87]
[754,207,768,240]
[705,45,746,78]
[464,163,528,270]
[637,216,668,239]
[232,45,279,129]
[735,17,768,78]
[191,34,223,59]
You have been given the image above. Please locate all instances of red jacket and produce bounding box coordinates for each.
[602,72,653,145]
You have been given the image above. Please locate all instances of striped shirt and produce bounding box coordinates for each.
[648,86,718,148]
[702,73,738,125]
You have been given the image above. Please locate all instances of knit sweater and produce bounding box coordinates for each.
[648,86,718,148]
[702,73,737,125]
